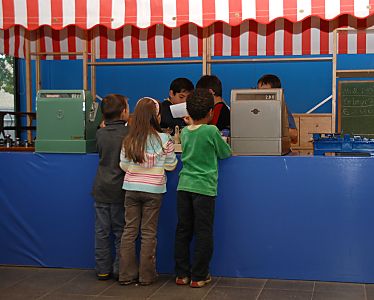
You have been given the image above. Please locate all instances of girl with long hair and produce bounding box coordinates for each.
[119,97,177,286]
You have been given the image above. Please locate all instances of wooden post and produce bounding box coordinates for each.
[202,26,212,75]
[36,30,41,91]
[209,57,332,63]
[332,29,337,133]
[83,32,88,90]
[88,60,201,66]
[206,26,212,75]
[90,30,96,99]
[25,31,33,142]
[202,28,208,75]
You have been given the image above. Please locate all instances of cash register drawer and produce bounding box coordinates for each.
[231,137,290,156]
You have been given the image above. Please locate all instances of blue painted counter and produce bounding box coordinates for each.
[1,152,374,283]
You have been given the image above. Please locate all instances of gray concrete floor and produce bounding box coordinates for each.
[0,266,373,300]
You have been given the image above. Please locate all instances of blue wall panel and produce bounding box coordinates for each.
[18,54,374,114]
[211,56,332,113]
[212,156,374,281]
[20,57,333,113]
[23,59,202,111]
[0,153,96,267]
[2,153,374,283]
[94,62,202,111]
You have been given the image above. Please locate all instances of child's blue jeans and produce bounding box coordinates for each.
[95,201,124,276]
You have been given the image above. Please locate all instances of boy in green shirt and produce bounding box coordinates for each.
[175,88,232,288]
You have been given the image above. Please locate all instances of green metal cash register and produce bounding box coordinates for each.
[35,90,101,153]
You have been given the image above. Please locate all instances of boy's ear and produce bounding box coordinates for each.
[207,108,214,122]
[121,107,128,119]
[208,88,215,96]
[169,90,175,98]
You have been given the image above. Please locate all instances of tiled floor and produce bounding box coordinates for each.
[0,266,373,300]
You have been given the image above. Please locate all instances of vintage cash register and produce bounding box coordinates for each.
[35,90,101,153]
[230,88,290,155]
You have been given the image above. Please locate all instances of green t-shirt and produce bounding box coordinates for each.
[177,124,232,196]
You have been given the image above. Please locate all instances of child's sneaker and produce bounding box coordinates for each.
[97,273,111,281]
[119,279,138,285]
[190,275,212,288]
[175,276,190,285]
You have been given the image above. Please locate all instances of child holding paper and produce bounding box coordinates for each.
[160,78,194,134]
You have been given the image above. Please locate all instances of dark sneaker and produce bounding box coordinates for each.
[190,275,212,288]
[97,273,111,281]
[175,277,190,285]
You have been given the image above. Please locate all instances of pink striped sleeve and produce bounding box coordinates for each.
[164,140,177,171]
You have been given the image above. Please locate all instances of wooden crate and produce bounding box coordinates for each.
[292,149,314,156]
[292,114,333,151]
[290,115,300,148]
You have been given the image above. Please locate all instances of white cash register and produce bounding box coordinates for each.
[230,88,290,155]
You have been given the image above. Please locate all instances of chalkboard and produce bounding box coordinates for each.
[338,81,374,136]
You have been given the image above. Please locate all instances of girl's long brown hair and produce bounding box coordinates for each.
[123,98,163,163]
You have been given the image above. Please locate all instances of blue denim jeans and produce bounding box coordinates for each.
[95,202,124,276]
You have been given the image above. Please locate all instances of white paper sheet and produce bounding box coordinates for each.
[170,102,188,118]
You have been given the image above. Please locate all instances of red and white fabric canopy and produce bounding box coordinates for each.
[1,0,374,29]
[1,0,374,59]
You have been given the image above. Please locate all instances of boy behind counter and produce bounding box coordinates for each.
[257,74,298,144]
[92,94,130,281]
[196,75,230,131]
[160,78,194,133]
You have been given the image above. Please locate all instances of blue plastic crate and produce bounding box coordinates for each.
[313,133,374,156]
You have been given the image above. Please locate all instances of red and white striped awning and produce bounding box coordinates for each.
[1,0,374,59]
[1,0,374,30]
[2,16,373,60]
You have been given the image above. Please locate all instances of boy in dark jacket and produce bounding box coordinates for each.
[196,75,230,131]
[160,77,194,134]
[92,94,129,280]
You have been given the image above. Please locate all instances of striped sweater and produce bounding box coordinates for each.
[120,132,178,194]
